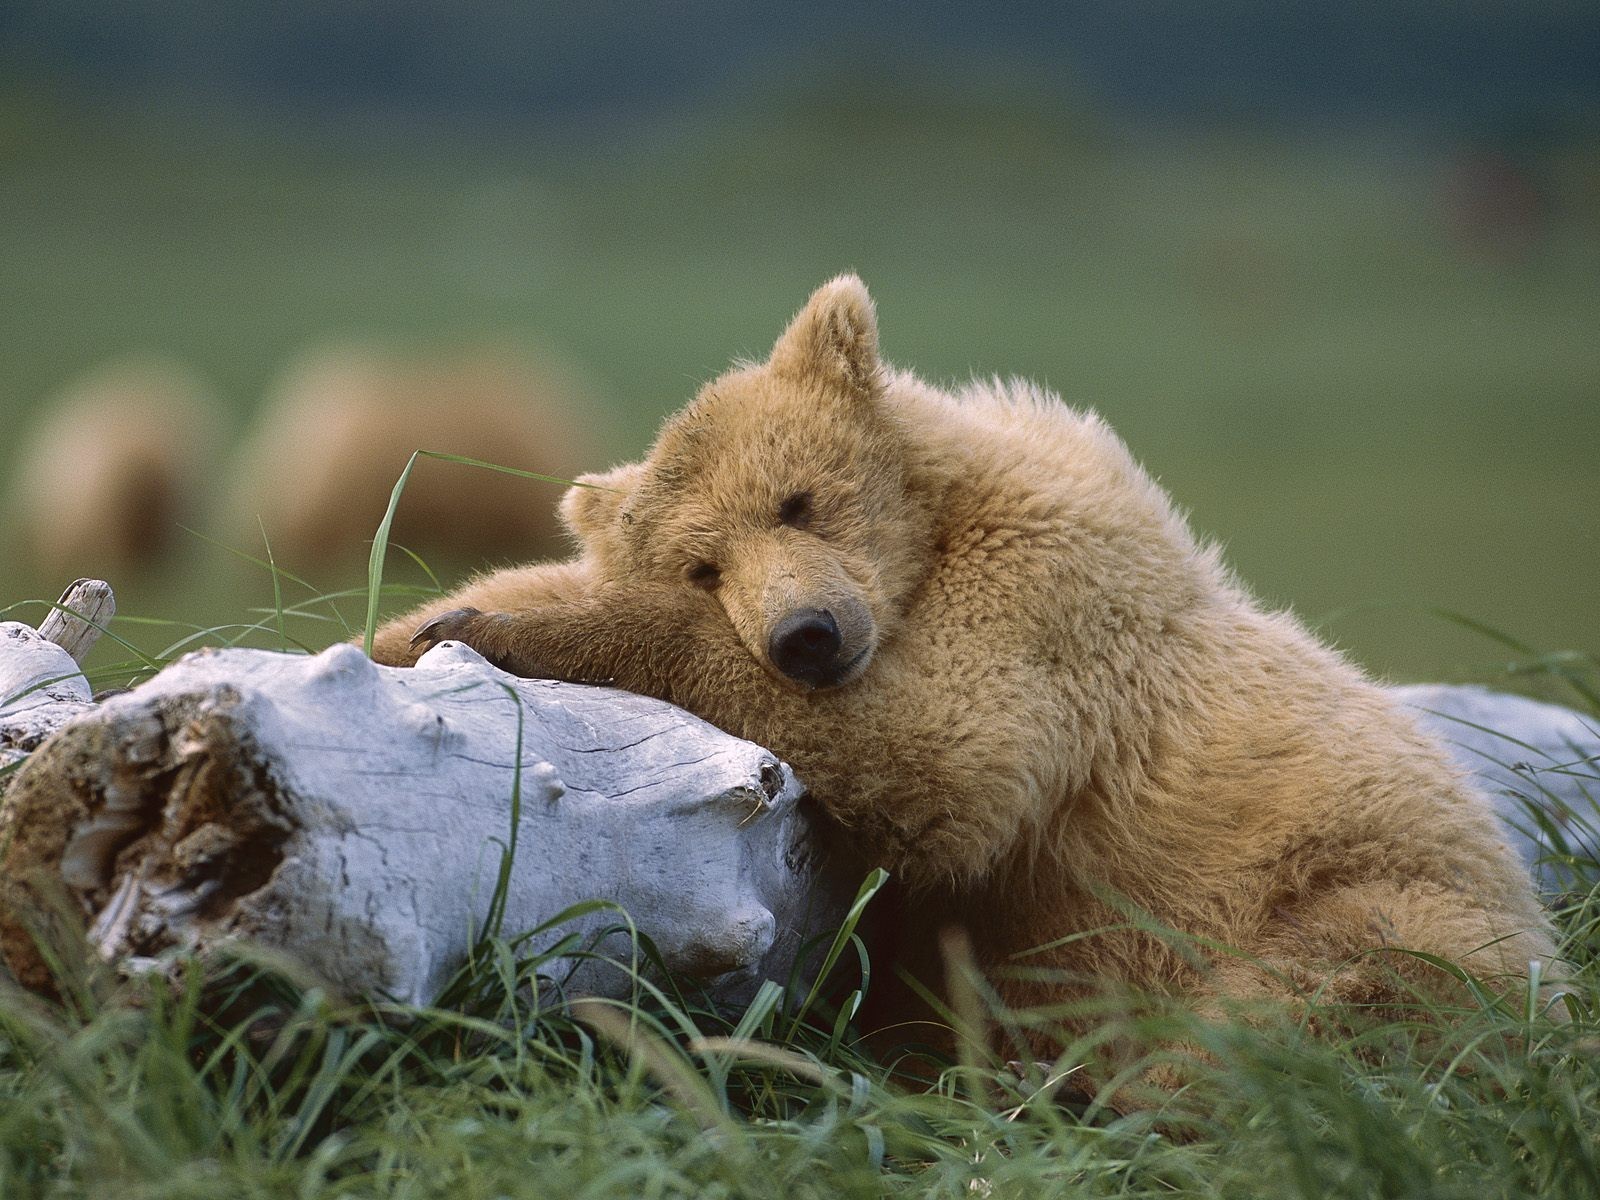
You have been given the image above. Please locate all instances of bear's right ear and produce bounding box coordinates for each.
[769,274,881,395]
[559,461,644,541]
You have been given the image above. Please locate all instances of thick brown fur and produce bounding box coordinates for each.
[372,276,1555,1049]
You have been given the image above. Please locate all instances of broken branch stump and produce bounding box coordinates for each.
[36,578,116,664]
[0,579,114,779]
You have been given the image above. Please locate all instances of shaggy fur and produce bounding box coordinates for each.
[372,276,1554,1044]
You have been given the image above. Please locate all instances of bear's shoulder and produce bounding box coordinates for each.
[891,374,1128,472]
[891,374,1183,542]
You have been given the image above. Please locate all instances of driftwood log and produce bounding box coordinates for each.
[1,578,1594,1008]
[0,579,112,776]
[1,634,853,1005]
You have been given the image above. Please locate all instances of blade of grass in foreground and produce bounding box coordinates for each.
[361,450,615,656]
[786,868,889,1041]
[0,595,159,672]
[481,681,528,943]
[257,518,289,652]
[363,450,421,657]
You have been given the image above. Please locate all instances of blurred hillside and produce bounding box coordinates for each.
[0,5,1596,682]
[4,1,1597,130]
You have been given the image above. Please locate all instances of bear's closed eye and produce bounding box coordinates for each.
[777,492,812,527]
[686,561,721,589]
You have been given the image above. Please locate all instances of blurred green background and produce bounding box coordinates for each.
[0,3,1596,683]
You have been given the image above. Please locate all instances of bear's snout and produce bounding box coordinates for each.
[768,607,853,688]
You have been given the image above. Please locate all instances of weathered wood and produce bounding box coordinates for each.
[0,625,97,779]
[0,640,852,1006]
[0,580,114,781]
[36,578,116,664]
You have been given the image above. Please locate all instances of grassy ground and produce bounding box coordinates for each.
[1,571,1598,1197]
[0,81,1596,679]
[1,670,1597,1198]
[2,912,1597,1199]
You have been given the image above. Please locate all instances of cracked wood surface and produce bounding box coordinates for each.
[0,639,854,1005]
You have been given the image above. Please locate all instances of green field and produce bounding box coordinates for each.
[1,83,1596,680]
[2,80,1599,1200]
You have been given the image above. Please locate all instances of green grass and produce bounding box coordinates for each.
[1,794,1597,1197]
[0,79,1595,678]
[2,562,1598,1197]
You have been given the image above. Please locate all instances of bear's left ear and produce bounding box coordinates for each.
[769,274,881,395]
[559,461,644,541]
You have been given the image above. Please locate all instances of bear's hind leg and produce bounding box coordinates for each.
[1210,879,1557,1024]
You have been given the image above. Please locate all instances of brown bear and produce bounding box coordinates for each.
[371,275,1554,1051]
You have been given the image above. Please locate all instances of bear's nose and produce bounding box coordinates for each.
[768,608,843,686]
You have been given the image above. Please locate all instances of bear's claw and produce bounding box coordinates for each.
[410,606,482,654]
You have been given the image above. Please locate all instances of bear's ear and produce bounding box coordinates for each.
[559,461,644,541]
[769,274,881,394]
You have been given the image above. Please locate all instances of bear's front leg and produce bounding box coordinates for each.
[368,561,604,677]
[366,559,713,701]
[405,606,562,677]
[369,568,556,671]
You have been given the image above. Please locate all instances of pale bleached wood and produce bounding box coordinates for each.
[0,639,852,1005]
[36,578,116,664]
[0,580,113,781]
[0,623,97,778]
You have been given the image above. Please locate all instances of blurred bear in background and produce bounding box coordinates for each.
[229,346,598,572]
[7,358,220,579]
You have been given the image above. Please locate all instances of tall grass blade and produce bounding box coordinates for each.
[362,450,420,656]
[360,450,608,655]
[786,868,888,1041]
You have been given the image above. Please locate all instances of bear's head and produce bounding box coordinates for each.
[561,275,936,691]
